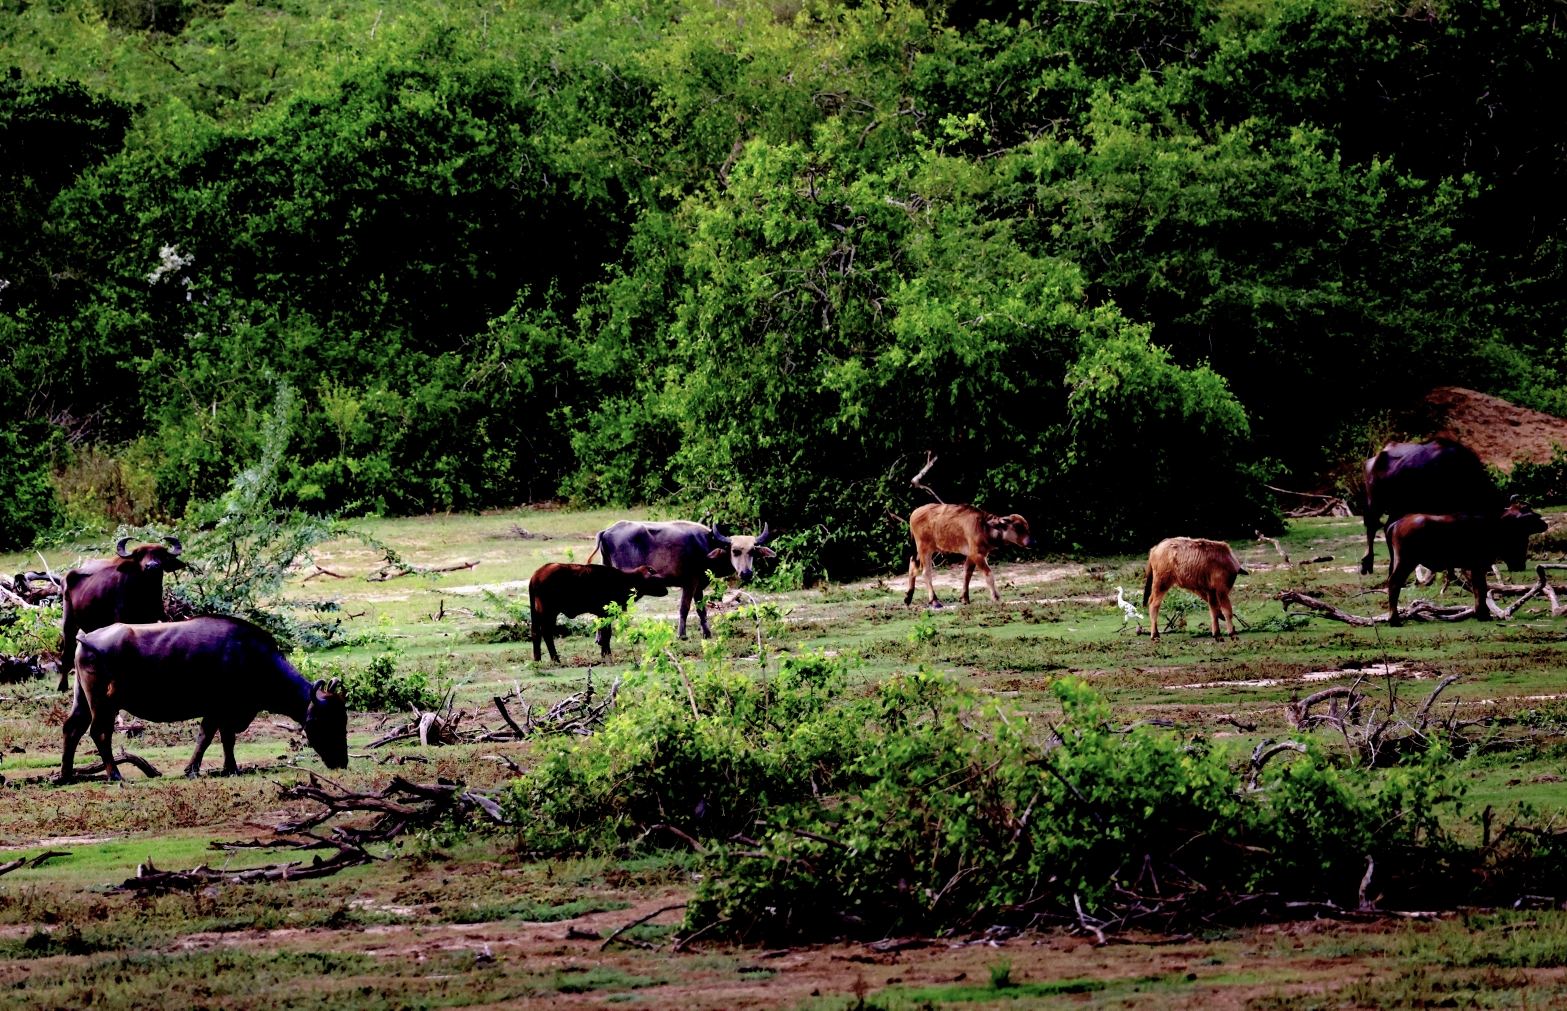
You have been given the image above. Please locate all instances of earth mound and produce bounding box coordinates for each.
[1411,386,1567,472]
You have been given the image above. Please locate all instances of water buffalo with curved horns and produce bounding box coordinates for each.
[587,521,775,638]
[57,535,186,692]
[62,615,349,780]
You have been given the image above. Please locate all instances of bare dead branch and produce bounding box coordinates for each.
[910,451,943,503]
[600,903,687,951]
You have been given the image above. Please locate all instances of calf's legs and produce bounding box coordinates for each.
[903,551,942,607]
[1146,579,1168,640]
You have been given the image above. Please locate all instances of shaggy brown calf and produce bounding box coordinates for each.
[901,504,1036,607]
[1143,537,1249,640]
[529,563,670,663]
[1385,501,1548,625]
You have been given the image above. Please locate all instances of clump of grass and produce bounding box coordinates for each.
[445,896,628,925]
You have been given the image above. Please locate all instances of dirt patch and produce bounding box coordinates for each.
[1409,386,1567,472]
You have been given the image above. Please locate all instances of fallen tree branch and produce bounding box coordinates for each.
[1256,531,1290,565]
[644,823,707,853]
[366,559,480,582]
[493,695,527,738]
[63,749,163,781]
[600,903,687,951]
[1248,739,1309,788]
[1277,591,1475,626]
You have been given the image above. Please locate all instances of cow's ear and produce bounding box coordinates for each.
[756,546,776,558]
[707,547,727,559]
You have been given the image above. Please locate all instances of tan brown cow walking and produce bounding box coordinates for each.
[902,504,1036,607]
[1143,537,1249,640]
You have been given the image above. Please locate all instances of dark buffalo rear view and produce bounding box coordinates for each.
[58,536,185,692]
[1361,439,1502,574]
[64,615,348,780]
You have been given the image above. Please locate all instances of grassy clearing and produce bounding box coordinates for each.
[0,507,1565,1005]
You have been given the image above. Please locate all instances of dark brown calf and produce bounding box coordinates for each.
[1385,502,1548,625]
[529,563,669,663]
[59,536,185,692]
[902,504,1036,607]
[1143,537,1249,640]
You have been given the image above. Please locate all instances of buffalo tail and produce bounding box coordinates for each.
[1143,567,1153,608]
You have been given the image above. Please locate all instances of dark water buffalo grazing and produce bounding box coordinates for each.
[1143,537,1249,641]
[589,521,773,638]
[528,563,669,663]
[1385,503,1548,625]
[58,536,185,692]
[902,504,1035,607]
[1362,438,1500,575]
[64,616,347,780]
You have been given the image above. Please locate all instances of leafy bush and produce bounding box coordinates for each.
[503,619,866,855]
[300,654,441,714]
[0,604,63,660]
[502,616,1561,944]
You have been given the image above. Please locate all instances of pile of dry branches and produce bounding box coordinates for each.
[368,671,620,749]
[1278,563,1567,627]
[0,570,60,608]
[119,773,508,892]
[1280,674,1461,767]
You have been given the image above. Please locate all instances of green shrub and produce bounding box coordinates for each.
[503,620,866,855]
[300,654,441,714]
[500,614,1490,944]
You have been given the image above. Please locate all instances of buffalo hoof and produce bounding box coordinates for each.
[184,768,201,780]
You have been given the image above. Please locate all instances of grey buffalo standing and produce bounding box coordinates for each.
[588,521,775,638]
[58,536,186,692]
[63,615,349,781]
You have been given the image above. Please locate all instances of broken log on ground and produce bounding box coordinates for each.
[119,774,514,893]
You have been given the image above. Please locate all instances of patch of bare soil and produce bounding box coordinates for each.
[158,899,1432,1009]
[1409,386,1567,472]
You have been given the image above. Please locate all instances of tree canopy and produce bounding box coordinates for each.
[1,0,1562,570]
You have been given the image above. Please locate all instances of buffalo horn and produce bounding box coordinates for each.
[115,537,134,558]
[163,534,183,556]
[709,523,731,546]
[327,677,342,693]
[755,521,771,546]
[313,679,328,693]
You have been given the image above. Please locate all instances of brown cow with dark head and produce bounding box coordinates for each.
[57,536,185,692]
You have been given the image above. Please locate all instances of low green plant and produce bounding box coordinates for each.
[298,653,441,713]
[0,603,63,658]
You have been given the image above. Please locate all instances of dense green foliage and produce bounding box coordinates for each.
[2,0,1563,565]
[502,616,1567,942]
